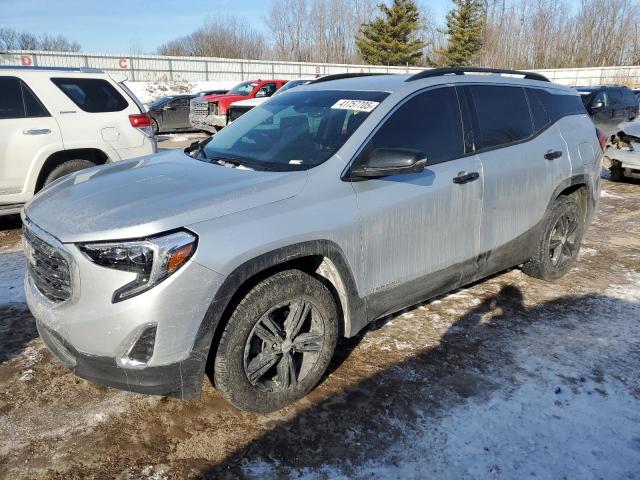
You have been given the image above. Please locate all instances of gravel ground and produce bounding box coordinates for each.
[0,154,639,479]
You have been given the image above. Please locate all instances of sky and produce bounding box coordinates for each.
[0,0,455,54]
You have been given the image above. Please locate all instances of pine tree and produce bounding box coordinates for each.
[439,0,485,67]
[356,0,427,66]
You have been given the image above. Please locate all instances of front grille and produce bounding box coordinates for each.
[228,106,252,122]
[190,101,210,117]
[24,225,72,303]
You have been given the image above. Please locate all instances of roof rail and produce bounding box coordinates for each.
[0,66,104,73]
[311,72,389,83]
[406,67,549,83]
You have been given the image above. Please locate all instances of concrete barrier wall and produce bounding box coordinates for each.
[1,50,639,86]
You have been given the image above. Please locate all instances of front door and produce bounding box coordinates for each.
[352,86,483,316]
[164,97,191,130]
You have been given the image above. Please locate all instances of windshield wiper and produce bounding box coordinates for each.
[210,156,255,171]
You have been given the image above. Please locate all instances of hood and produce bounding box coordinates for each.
[617,121,640,138]
[25,149,308,243]
[231,97,268,108]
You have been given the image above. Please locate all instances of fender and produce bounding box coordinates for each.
[547,173,597,223]
[181,240,367,396]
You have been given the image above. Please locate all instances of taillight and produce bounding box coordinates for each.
[129,113,153,137]
[596,127,607,152]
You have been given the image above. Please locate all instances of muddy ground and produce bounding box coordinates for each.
[0,157,639,478]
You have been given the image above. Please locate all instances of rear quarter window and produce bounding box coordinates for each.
[51,78,128,113]
[468,85,533,150]
[528,88,586,129]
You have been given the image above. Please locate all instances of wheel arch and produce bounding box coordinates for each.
[189,240,367,388]
[35,148,110,192]
[550,174,595,224]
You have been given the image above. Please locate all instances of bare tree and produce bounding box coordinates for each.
[157,16,265,59]
[0,28,80,52]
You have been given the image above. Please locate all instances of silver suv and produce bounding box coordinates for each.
[23,68,602,413]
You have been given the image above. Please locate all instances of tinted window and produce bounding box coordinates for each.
[526,88,551,132]
[527,88,585,131]
[171,97,189,108]
[608,89,622,105]
[621,88,635,105]
[362,87,464,165]
[51,78,128,112]
[260,83,278,97]
[22,82,49,117]
[0,77,25,119]
[469,85,533,149]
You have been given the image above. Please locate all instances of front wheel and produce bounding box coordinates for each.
[213,270,338,413]
[610,165,625,182]
[522,195,585,281]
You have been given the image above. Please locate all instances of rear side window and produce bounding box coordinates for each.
[527,88,586,131]
[621,88,635,105]
[363,86,464,165]
[51,78,128,113]
[0,76,49,119]
[608,89,622,105]
[469,85,533,150]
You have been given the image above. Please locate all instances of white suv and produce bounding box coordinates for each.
[0,66,156,216]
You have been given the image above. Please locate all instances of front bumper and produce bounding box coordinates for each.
[23,220,226,398]
[37,319,202,398]
[189,113,227,131]
[604,143,640,170]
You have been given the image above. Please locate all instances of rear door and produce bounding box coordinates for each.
[465,84,571,268]
[352,86,483,309]
[0,76,62,197]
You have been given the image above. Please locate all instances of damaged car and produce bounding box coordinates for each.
[23,68,602,413]
[604,121,640,181]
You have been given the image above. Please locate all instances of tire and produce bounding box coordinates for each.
[213,269,338,413]
[43,159,97,187]
[522,195,585,281]
[610,165,625,182]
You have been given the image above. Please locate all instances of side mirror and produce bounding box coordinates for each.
[255,90,267,98]
[591,100,604,110]
[350,148,427,179]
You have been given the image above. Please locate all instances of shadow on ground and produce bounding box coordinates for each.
[196,286,639,479]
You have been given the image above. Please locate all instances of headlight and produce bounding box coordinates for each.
[78,230,197,302]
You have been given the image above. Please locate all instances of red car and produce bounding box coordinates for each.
[189,79,287,132]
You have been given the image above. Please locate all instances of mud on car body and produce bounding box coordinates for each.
[24,68,602,413]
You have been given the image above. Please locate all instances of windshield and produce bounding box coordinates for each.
[228,82,258,96]
[273,79,312,96]
[202,90,389,171]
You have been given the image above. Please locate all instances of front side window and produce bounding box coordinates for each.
[202,90,389,171]
[469,85,533,150]
[608,89,622,105]
[361,86,464,165]
[51,78,128,113]
[228,82,258,96]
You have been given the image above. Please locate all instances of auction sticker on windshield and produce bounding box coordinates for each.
[331,99,380,112]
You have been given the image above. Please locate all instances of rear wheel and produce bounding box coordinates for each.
[213,270,338,413]
[522,195,585,281]
[43,159,97,187]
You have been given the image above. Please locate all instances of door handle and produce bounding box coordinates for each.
[23,128,51,135]
[453,171,480,184]
[544,150,563,160]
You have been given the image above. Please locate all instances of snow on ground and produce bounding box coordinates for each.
[125,80,239,105]
[0,252,25,305]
